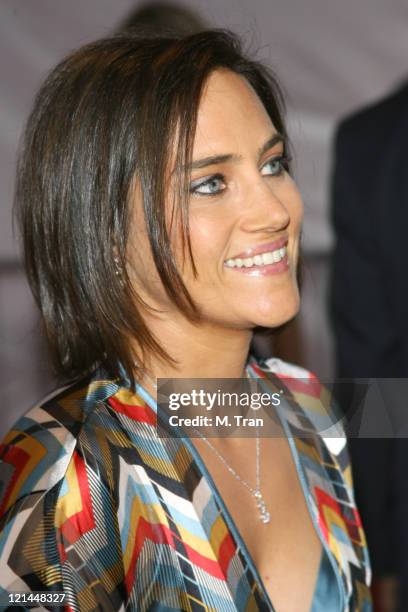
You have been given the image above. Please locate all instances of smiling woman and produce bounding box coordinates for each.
[0,31,371,611]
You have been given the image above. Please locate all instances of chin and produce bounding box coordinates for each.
[249,291,300,329]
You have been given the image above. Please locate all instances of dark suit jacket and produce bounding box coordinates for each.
[330,84,408,605]
[331,83,408,379]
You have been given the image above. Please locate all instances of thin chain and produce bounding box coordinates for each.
[134,361,271,522]
[196,425,261,497]
[195,367,271,523]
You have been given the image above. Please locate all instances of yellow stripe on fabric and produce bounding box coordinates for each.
[209,514,229,557]
[187,593,217,611]
[172,444,194,480]
[176,523,217,560]
[38,565,62,587]
[342,464,353,488]
[294,437,321,463]
[54,456,82,526]
[246,588,264,612]
[137,448,181,480]
[357,526,368,548]
[59,381,112,421]
[323,505,346,564]
[114,387,147,406]
[123,495,169,574]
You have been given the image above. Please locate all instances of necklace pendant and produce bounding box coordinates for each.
[255,493,271,523]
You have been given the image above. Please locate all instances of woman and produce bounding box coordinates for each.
[0,31,371,611]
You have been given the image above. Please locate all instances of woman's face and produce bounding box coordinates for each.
[129,69,303,330]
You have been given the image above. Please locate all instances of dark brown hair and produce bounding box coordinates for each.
[15,30,288,385]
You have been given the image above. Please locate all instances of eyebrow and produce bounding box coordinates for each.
[187,133,285,171]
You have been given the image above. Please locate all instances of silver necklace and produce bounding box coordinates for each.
[196,427,270,524]
[134,362,271,524]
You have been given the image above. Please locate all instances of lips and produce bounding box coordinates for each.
[226,237,288,261]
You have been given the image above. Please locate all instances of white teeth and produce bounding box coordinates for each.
[262,252,274,265]
[225,246,287,269]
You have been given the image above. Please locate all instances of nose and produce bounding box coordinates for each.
[240,180,291,234]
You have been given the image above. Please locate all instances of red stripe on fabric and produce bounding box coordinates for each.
[126,516,172,593]
[252,363,320,398]
[250,364,266,378]
[316,484,363,542]
[318,511,329,542]
[182,539,226,580]
[60,451,95,543]
[125,516,225,593]
[315,487,343,543]
[0,444,30,515]
[275,375,320,398]
[350,506,363,529]
[108,397,156,425]
[216,531,237,577]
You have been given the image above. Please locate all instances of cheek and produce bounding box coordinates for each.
[178,214,232,277]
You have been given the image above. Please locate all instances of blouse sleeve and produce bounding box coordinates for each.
[0,407,126,611]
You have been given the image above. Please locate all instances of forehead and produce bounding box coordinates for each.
[193,69,275,155]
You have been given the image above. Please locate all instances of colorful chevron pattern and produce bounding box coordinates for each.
[0,356,371,611]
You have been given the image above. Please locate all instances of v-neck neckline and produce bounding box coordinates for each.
[130,356,346,611]
[178,419,275,610]
[133,357,275,610]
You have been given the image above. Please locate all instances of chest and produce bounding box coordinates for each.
[192,436,324,612]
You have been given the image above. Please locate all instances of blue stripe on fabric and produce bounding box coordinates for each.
[0,516,15,556]
[234,573,252,608]
[200,494,221,534]
[183,573,238,612]
[331,523,353,545]
[119,472,207,544]
[310,550,342,611]
[166,504,207,540]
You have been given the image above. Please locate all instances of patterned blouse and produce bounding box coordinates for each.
[0,355,371,611]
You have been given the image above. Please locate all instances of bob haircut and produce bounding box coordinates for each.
[15,30,288,385]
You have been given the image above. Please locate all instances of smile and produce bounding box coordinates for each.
[224,246,287,269]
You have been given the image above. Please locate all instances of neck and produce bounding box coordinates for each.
[133,311,254,381]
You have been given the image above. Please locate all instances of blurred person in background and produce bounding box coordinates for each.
[0,29,371,610]
[116,0,208,35]
[330,81,408,612]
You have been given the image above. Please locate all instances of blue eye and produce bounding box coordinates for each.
[261,155,290,177]
[190,174,226,197]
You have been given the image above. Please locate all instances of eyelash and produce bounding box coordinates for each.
[189,155,291,197]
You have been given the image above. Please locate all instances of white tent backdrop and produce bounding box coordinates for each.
[1,0,407,433]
